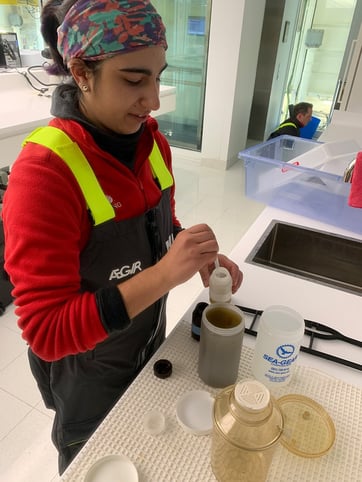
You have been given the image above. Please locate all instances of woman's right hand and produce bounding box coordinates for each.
[159,223,219,288]
[118,224,218,320]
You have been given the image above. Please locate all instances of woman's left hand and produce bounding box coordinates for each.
[199,254,243,293]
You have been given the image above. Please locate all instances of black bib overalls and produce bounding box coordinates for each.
[25,128,174,473]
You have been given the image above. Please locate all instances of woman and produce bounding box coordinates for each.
[2,0,242,474]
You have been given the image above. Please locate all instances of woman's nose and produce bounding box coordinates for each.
[140,80,160,111]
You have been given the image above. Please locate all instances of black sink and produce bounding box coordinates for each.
[246,220,362,295]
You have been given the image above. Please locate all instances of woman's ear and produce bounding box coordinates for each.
[68,59,91,90]
[296,113,304,123]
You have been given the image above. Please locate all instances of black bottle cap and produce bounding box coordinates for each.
[192,302,209,321]
[191,302,209,341]
[153,359,173,379]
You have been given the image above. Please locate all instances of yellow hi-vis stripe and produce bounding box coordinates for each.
[22,126,173,225]
[23,126,115,226]
[149,139,173,190]
[279,122,297,129]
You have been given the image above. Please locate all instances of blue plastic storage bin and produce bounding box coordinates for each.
[238,135,362,234]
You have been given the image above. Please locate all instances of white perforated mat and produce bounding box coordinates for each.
[61,320,362,482]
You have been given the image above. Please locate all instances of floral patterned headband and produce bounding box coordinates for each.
[57,0,167,64]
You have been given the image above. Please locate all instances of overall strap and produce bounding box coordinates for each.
[149,139,173,190]
[22,126,173,225]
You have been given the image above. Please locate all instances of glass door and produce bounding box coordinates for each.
[282,0,357,131]
[152,0,212,151]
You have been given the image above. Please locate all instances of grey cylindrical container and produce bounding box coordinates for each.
[198,303,244,388]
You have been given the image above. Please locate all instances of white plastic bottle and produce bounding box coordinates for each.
[251,305,305,387]
[209,267,232,303]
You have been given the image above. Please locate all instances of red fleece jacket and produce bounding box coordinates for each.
[2,117,179,361]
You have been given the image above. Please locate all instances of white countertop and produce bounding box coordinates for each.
[221,206,362,388]
[0,90,54,140]
[61,321,362,482]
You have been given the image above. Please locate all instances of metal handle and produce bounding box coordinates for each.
[343,157,357,183]
[338,39,357,104]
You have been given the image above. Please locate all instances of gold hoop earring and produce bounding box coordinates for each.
[80,84,89,92]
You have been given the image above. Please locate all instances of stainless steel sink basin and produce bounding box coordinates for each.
[246,220,362,295]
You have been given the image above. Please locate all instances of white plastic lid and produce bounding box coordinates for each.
[175,390,214,435]
[259,305,305,339]
[234,379,270,411]
[84,454,138,482]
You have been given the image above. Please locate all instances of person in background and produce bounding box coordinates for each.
[268,102,313,139]
[2,0,242,474]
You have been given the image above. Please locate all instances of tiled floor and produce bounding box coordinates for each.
[0,150,264,481]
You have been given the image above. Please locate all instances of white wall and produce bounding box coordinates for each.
[201,0,266,167]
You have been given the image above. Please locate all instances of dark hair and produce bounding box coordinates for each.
[41,0,103,77]
[293,102,313,117]
[41,0,76,75]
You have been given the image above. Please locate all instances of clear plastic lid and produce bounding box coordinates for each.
[143,409,166,436]
[277,394,336,458]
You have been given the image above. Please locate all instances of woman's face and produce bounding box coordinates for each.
[80,46,167,135]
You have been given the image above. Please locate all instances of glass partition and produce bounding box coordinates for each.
[282,0,357,130]
[152,0,212,151]
[0,0,42,56]
[0,0,211,151]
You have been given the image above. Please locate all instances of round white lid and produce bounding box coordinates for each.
[234,379,270,411]
[84,454,138,482]
[175,390,214,435]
